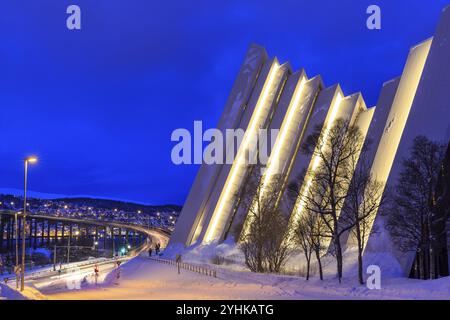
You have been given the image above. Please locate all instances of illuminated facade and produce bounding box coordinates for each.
[171,6,450,275]
[360,6,450,274]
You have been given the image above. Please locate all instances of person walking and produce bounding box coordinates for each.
[94,264,99,285]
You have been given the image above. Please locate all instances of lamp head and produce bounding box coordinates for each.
[25,156,38,164]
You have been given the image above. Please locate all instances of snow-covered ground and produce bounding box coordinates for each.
[10,252,449,300]
[3,239,449,300]
[162,239,405,279]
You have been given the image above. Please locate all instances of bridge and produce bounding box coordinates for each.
[0,210,170,268]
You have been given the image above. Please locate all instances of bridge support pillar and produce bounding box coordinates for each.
[56,222,60,245]
[18,218,21,251]
[111,227,115,257]
[28,218,32,247]
[46,221,51,246]
[33,219,37,249]
[103,227,107,249]
[6,217,14,250]
[0,215,4,252]
[69,225,73,247]
[40,221,44,246]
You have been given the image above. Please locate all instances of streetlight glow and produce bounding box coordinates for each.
[26,156,38,164]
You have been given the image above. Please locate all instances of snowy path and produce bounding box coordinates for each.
[43,256,297,300]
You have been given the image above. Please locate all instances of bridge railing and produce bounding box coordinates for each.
[0,210,172,237]
[147,257,217,278]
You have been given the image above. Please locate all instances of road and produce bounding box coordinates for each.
[29,259,122,295]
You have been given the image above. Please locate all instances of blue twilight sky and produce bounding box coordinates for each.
[0,0,447,205]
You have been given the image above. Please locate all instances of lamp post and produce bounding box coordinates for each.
[14,212,19,289]
[20,156,37,291]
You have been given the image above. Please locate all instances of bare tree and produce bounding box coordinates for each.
[341,153,386,284]
[293,208,326,280]
[310,211,327,280]
[299,118,366,282]
[238,170,292,273]
[264,207,291,273]
[386,136,445,279]
[294,213,314,280]
[433,141,450,277]
[287,171,326,280]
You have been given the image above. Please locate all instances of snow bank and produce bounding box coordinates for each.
[165,240,405,283]
[163,238,247,271]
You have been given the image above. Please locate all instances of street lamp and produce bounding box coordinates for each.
[14,212,19,289]
[20,156,37,291]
